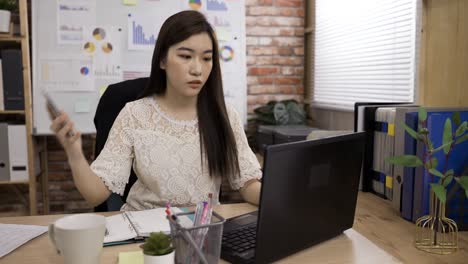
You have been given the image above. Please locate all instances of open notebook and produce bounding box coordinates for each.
[104,207,192,246]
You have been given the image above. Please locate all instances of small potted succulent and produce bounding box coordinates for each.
[140,232,175,264]
[0,0,17,33]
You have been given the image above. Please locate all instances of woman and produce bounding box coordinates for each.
[50,10,262,211]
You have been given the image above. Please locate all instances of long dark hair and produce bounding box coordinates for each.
[140,10,240,180]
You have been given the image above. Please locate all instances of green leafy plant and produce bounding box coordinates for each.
[0,0,18,12]
[386,107,468,203]
[141,232,175,256]
[254,100,306,125]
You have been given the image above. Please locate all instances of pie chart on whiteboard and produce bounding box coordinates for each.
[83,42,95,53]
[80,67,89,76]
[189,0,202,10]
[93,27,106,40]
[102,42,113,53]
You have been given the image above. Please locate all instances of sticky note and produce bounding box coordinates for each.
[388,123,395,136]
[122,0,138,6]
[386,176,393,189]
[118,251,143,264]
[216,28,231,41]
[74,99,91,113]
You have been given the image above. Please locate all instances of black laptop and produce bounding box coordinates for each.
[221,132,365,264]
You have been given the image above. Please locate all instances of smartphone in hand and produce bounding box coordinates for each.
[42,90,75,137]
[42,90,61,119]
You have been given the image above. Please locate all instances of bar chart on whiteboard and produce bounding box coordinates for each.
[127,13,166,51]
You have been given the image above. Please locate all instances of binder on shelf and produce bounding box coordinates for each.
[0,123,10,181]
[7,124,29,181]
[1,49,24,110]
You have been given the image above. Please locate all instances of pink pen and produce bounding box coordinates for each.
[200,202,209,225]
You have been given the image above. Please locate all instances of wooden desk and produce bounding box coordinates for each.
[0,193,466,264]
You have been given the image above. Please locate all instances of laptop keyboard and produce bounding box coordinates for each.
[222,225,257,253]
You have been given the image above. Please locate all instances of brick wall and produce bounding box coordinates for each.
[245,0,305,114]
[0,0,305,215]
[44,136,96,214]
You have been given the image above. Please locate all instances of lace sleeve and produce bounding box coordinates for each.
[227,106,262,190]
[90,105,135,195]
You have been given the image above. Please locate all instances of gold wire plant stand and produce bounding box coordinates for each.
[415,191,458,254]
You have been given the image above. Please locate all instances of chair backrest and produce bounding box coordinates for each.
[93,77,148,212]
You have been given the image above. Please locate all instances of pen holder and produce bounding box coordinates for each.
[168,211,225,264]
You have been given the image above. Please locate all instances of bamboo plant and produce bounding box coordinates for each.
[386,107,468,204]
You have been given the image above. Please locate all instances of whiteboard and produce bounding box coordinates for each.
[32,0,247,135]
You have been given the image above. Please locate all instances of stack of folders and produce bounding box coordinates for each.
[356,103,468,231]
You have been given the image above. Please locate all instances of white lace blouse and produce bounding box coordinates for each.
[90,97,262,211]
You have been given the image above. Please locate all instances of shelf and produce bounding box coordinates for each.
[0,36,24,43]
[0,180,29,185]
[0,110,25,115]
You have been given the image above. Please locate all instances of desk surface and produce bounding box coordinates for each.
[0,192,466,264]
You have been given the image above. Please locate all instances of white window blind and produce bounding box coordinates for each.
[310,0,420,111]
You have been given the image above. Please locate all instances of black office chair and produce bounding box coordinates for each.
[93,77,148,212]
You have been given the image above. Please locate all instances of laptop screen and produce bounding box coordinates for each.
[255,132,365,263]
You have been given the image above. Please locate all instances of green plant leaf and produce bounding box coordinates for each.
[142,232,174,256]
[455,121,467,137]
[456,176,468,199]
[430,157,438,169]
[443,176,453,187]
[456,134,468,145]
[418,107,427,122]
[431,140,454,154]
[429,168,444,178]
[442,118,453,154]
[445,169,454,177]
[430,183,446,203]
[385,155,423,167]
[452,112,461,127]
[425,158,438,170]
[402,123,420,141]
[458,176,468,190]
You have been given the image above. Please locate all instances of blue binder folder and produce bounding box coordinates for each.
[401,112,418,221]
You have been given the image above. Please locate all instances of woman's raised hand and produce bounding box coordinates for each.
[49,111,82,160]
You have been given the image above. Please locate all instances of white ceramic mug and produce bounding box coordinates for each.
[49,214,106,264]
